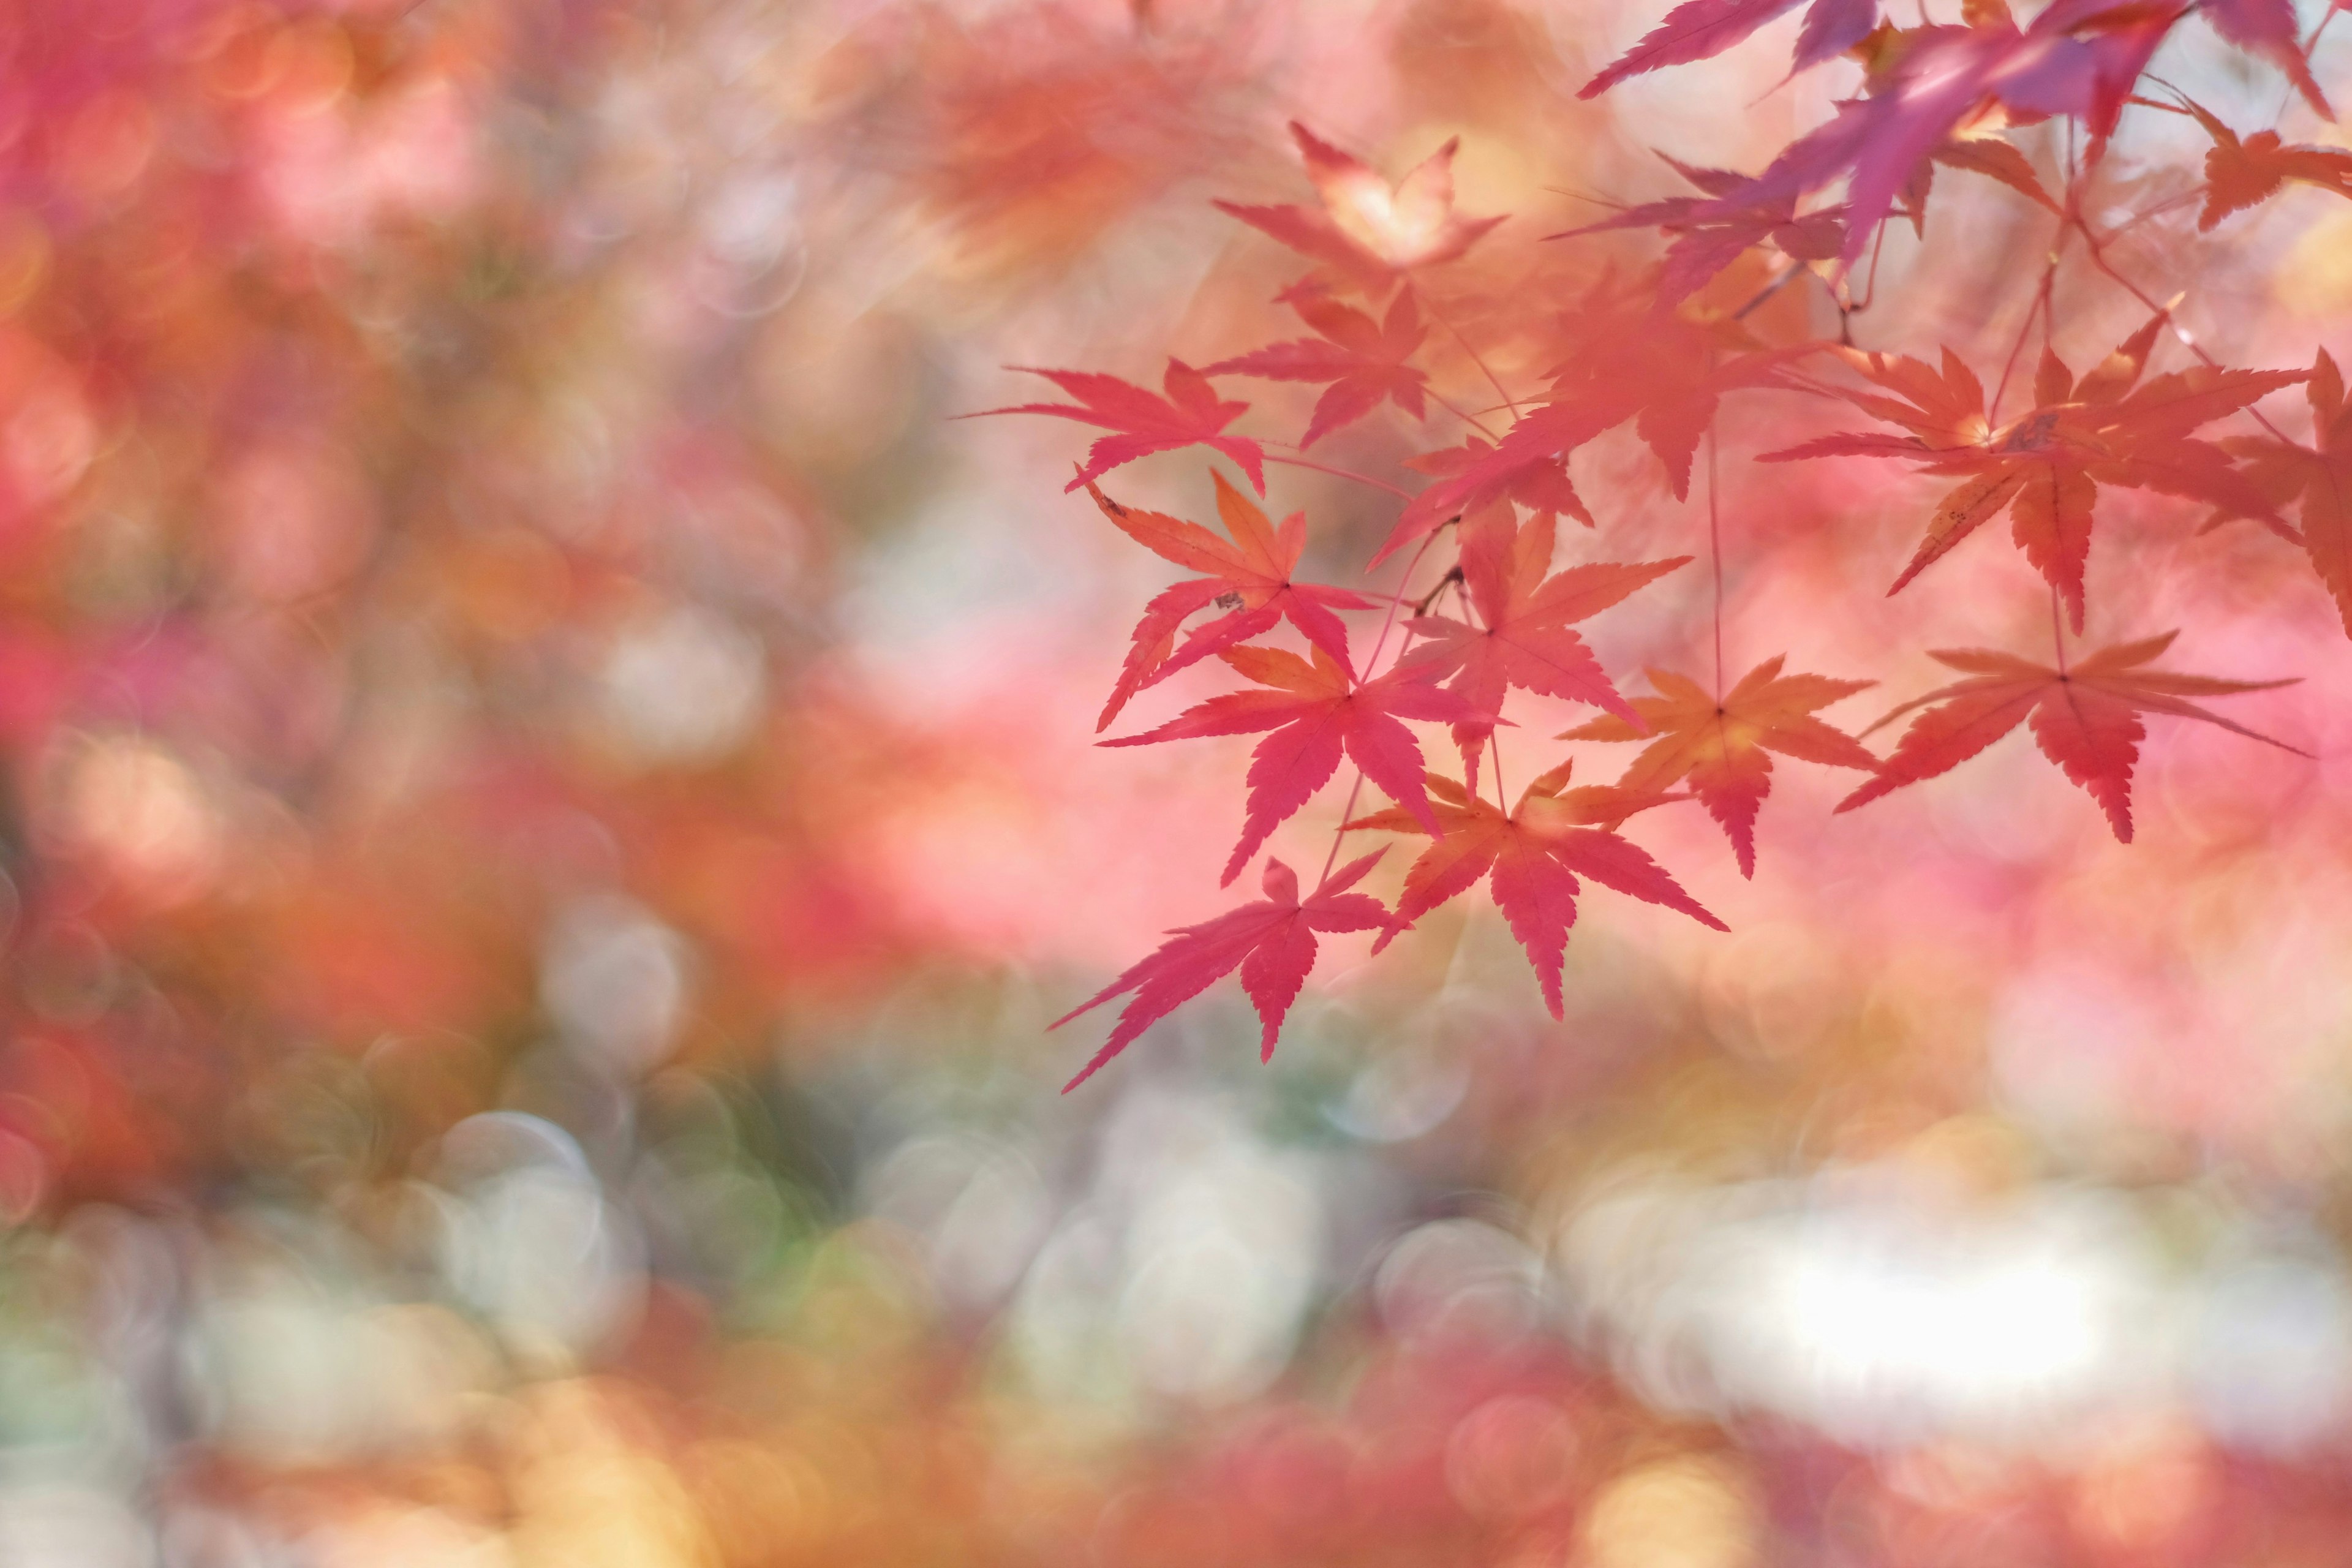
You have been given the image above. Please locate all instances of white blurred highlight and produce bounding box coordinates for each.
[596,605,766,764]
[432,1113,647,1361]
[1558,1165,2352,1454]
[541,895,693,1074]
[1008,1088,1325,1406]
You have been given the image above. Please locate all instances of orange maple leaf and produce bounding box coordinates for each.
[1215,123,1504,292]
[1083,473,1374,729]
[1765,317,2304,630]
[1562,655,1877,876]
[1837,632,2304,842]
[2177,97,2352,230]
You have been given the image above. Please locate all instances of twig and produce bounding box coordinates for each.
[1989,245,2062,425]
[1266,452,1415,499]
[1412,283,1524,418]
[1733,260,1807,320]
[1425,388,1501,440]
[1706,404,1727,698]
[2071,222,2306,453]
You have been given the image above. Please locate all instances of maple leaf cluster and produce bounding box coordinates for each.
[981,12,2329,1087]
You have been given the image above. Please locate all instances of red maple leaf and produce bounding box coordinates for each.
[2226,348,2352,636]
[1919,134,2062,216]
[968,358,1266,493]
[1558,138,2052,307]
[2180,97,2352,230]
[1401,435,1594,530]
[1374,296,1806,564]
[1378,405,1629,565]
[1051,851,1390,1091]
[1348,765,1725,1017]
[1763,319,2303,628]
[1103,643,1471,884]
[1562,656,1879,876]
[1555,153,1848,309]
[1208,292,1429,448]
[1577,0,1879,101]
[1836,631,2303,841]
[1215,123,1504,292]
[1403,506,1689,789]
[1689,6,2188,272]
[2196,0,2330,118]
[1084,473,1373,729]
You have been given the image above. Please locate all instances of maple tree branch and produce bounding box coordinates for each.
[1733,260,1806,320]
[2094,186,2209,244]
[1265,451,1415,499]
[1985,232,2060,425]
[2070,235,2309,546]
[2070,219,2309,454]
[1707,405,1726,698]
[1410,565,1465,615]
[1773,371,1857,404]
[1841,221,1893,337]
[1990,244,2062,426]
[1412,283,1524,419]
[1425,387,1501,439]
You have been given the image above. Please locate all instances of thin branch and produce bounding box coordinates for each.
[2094,186,2209,243]
[1265,451,1415,499]
[1410,565,1465,616]
[1425,387,1501,440]
[2064,216,2307,546]
[1844,220,1894,325]
[1990,244,2062,425]
[1707,407,1726,698]
[1733,260,1807,320]
[1412,283,1524,418]
[2071,221,2307,453]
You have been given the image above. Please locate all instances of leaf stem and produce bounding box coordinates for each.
[1707,407,1726,699]
[2067,222,2310,546]
[2050,582,2069,676]
[1842,221,1893,333]
[1989,243,2062,425]
[1265,452,1415,499]
[2070,220,2307,453]
[1412,283,1524,419]
[1427,388,1501,439]
[1733,260,1807,320]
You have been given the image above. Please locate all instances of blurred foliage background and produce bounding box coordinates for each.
[4,0,2352,1564]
